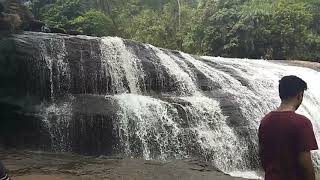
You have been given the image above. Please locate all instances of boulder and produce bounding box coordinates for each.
[27,19,45,32]
[50,27,67,34]
[67,30,81,35]
[0,0,38,33]
[0,12,21,34]
[1,0,34,25]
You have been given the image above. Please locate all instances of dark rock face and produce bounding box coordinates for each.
[1,0,34,21]
[1,32,319,175]
[0,0,34,33]
[49,27,67,34]
[0,0,58,34]
[0,0,78,34]
[0,12,21,34]
[0,101,50,150]
[0,32,269,166]
[27,20,45,32]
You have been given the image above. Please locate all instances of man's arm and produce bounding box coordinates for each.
[298,151,316,180]
[296,117,318,180]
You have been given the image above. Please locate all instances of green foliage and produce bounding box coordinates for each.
[270,1,313,59]
[195,0,320,61]
[70,10,114,36]
[39,0,84,28]
[36,0,115,36]
[118,0,198,50]
[30,0,320,61]
[123,9,167,47]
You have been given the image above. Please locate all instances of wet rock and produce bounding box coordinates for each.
[27,20,45,32]
[1,0,34,30]
[0,32,318,177]
[67,30,81,35]
[0,151,251,180]
[0,12,21,34]
[50,27,67,34]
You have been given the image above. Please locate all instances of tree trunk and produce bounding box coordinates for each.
[176,0,181,30]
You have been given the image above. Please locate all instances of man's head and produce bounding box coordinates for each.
[279,75,307,110]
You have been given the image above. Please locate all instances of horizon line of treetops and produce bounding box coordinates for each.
[29,0,320,62]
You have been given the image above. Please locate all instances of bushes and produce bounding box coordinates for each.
[70,10,114,36]
[31,0,320,61]
[194,0,320,61]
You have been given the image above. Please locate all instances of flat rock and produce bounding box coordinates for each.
[0,151,251,180]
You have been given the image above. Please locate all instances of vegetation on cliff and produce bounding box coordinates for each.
[29,0,320,61]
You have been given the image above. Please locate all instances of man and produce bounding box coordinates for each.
[259,75,318,180]
[0,161,9,180]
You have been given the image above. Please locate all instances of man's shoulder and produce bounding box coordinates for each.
[260,111,311,125]
[259,112,274,128]
[293,113,312,125]
[261,112,272,121]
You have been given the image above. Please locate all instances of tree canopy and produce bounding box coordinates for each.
[29,0,320,61]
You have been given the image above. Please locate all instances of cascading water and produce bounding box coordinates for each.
[3,32,320,179]
[202,57,320,177]
[39,102,73,152]
[100,37,145,94]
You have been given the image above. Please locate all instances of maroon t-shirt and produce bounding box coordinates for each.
[259,111,318,180]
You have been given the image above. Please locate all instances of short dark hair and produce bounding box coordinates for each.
[279,75,307,100]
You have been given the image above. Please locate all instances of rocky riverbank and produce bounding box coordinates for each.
[0,150,254,180]
[1,32,319,180]
[271,60,320,71]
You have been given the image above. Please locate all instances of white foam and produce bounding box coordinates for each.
[100,37,145,94]
[229,171,263,179]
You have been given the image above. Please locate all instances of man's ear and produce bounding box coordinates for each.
[297,92,304,100]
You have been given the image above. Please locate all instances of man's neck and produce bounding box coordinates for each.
[276,102,296,112]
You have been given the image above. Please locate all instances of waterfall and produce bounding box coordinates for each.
[4,32,320,179]
[204,57,320,173]
[39,102,73,152]
[100,37,145,94]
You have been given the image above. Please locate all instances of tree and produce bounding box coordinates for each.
[269,1,313,59]
[39,0,84,28]
[193,0,320,61]
[70,9,115,36]
[29,0,320,61]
